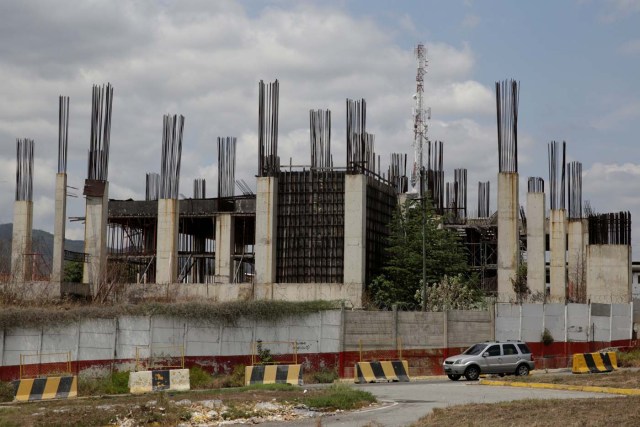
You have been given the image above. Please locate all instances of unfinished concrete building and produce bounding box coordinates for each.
[10,139,34,283]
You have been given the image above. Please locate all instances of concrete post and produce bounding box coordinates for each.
[255,177,278,285]
[215,213,235,283]
[497,172,519,300]
[83,183,109,295]
[156,198,179,285]
[10,200,33,282]
[567,219,587,301]
[549,209,567,302]
[526,191,545,296]
[51,173,67,283]
[344,174,367,288]
[586,244,632,303]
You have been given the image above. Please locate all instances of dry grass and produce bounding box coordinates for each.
[500,369,640,389]
[413,396,640,426]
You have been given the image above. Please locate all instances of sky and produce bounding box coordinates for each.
[0,0,639,252]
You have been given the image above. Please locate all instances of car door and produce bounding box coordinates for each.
[501,343,520,373]
[481,344,502,373]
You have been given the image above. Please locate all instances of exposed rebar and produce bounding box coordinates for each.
[548,140,566,210]
[310,109,331,169]
[496,79,519,173]
[159,114,185,199]
[193,178,206,199]
[527,177,544,193]
[567,161,582,219]
[145,173,159,201]
[15,138,34,202]
[218,136,237,198]
[477,181,490,218]
[58,95,69,174]
[87,83,113,181]
[258,79,279,176]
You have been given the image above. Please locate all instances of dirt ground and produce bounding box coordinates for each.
[0,386,374,427]
[502,368,640,388]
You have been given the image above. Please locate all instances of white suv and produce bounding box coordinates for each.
[443,341,535,381]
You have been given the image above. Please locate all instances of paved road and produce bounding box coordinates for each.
[260,379,614,427]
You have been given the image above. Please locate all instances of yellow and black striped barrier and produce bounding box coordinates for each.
[12,376,77,401]
[572,352,618,374]
[245,364,303,386]
[355,360,410,384]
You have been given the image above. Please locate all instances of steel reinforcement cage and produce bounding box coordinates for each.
[276,170,345,283]
[365,176,397,285]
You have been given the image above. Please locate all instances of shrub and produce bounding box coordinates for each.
[303,383,375,411]
[312,368,339,384]
[541,328,554,346]
[617,349,640,367]
[78,371,130,396]
[189,365,215,389]
[221,364,246,388]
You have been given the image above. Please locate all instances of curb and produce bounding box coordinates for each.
[479,379,640,396]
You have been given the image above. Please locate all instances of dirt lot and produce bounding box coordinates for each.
[0,384,375,427]
[414,369,640,426]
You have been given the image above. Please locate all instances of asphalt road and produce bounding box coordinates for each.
[260,379,614,427]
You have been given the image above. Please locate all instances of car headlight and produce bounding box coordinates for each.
[454,359,462,364]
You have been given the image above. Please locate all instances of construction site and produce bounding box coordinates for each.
[3,44,633,307]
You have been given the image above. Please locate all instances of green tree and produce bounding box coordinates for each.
[369,197,469,308]
[63,261,83,283]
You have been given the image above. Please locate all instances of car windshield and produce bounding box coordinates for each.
[462,344,486,355]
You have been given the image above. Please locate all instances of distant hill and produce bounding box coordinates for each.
[0,223,84,272]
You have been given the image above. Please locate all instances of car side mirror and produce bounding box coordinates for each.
[482,352,489,357]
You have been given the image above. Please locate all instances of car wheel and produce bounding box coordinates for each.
[516,364,530,376]
[464,366,480,381]
[447,374,461,381]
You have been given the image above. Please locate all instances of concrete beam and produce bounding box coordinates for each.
[549,209,567,302]
[156,198,179,285]
[51,173,67,283]
[526,192,545,296]
[255,177,277,285]
[10,200,33,282]
[497,172,519,300]
[586,244,632,303]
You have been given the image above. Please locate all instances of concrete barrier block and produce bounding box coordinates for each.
[169,369,190,391]
[129,369,190,394]
[13,376,77,401]
[572,352,617,374]
[129,370,153,394]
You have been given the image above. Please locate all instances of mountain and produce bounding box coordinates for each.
[0,223,84,273]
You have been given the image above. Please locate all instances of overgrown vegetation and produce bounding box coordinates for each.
[417,274,486,311]
[302,383,375,411]
[541,328,554,346]
[0,300,341,329]
[618,349,640,367]
[78,371,130,395]
[0,380,14,402]
[511,262,529,303]
[368,198,473,309]
[256,340,274,364]
[63,261,83,283]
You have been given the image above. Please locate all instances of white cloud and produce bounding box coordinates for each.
[599,0,640,22]
[618,38,640,56]
[461,14,481,29]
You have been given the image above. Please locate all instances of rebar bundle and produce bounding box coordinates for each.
[159,114,185,199]
[217,136,237,198]
[193,178,206,199]
[548,141,566,210]
[527,177,544,193]
[588,211,631,245]
[15,138,34,202]
[567,161,582,219]
[145,173,159,201]
[425,140,444,212]
[235,179,253,196]
[388,153,408,194]
[87,83,113,181]
[455,168,467,219]
[58,95,69,174]
[478,181,490,218]
[346,98,371,173]
[258,79,279,176]
[496,79,519,173]
[310,109,331,169]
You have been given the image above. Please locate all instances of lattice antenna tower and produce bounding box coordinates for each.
[411,43,430,192]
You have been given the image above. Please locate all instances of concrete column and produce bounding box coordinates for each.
[156,198,179,284]
[344,174,367,286]
[567,219,587,301]
[215,213,235,283]
[255,177,277,285]
[497,172,519,300]
[11,200,33,282]
[83,183,109,295]
[51,173,67,283]
[526,191,545,296]
[549,209,567,302]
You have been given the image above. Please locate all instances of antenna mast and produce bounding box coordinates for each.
[411,43,430,193]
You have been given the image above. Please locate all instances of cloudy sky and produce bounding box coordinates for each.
[0,0,639,252]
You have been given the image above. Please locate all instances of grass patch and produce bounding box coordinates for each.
[413,396,640,426]
[0,300,341,329]
[78,371,130,395]
[500,369,640,389]
[309,368,339,384]
[302,383,375,411]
